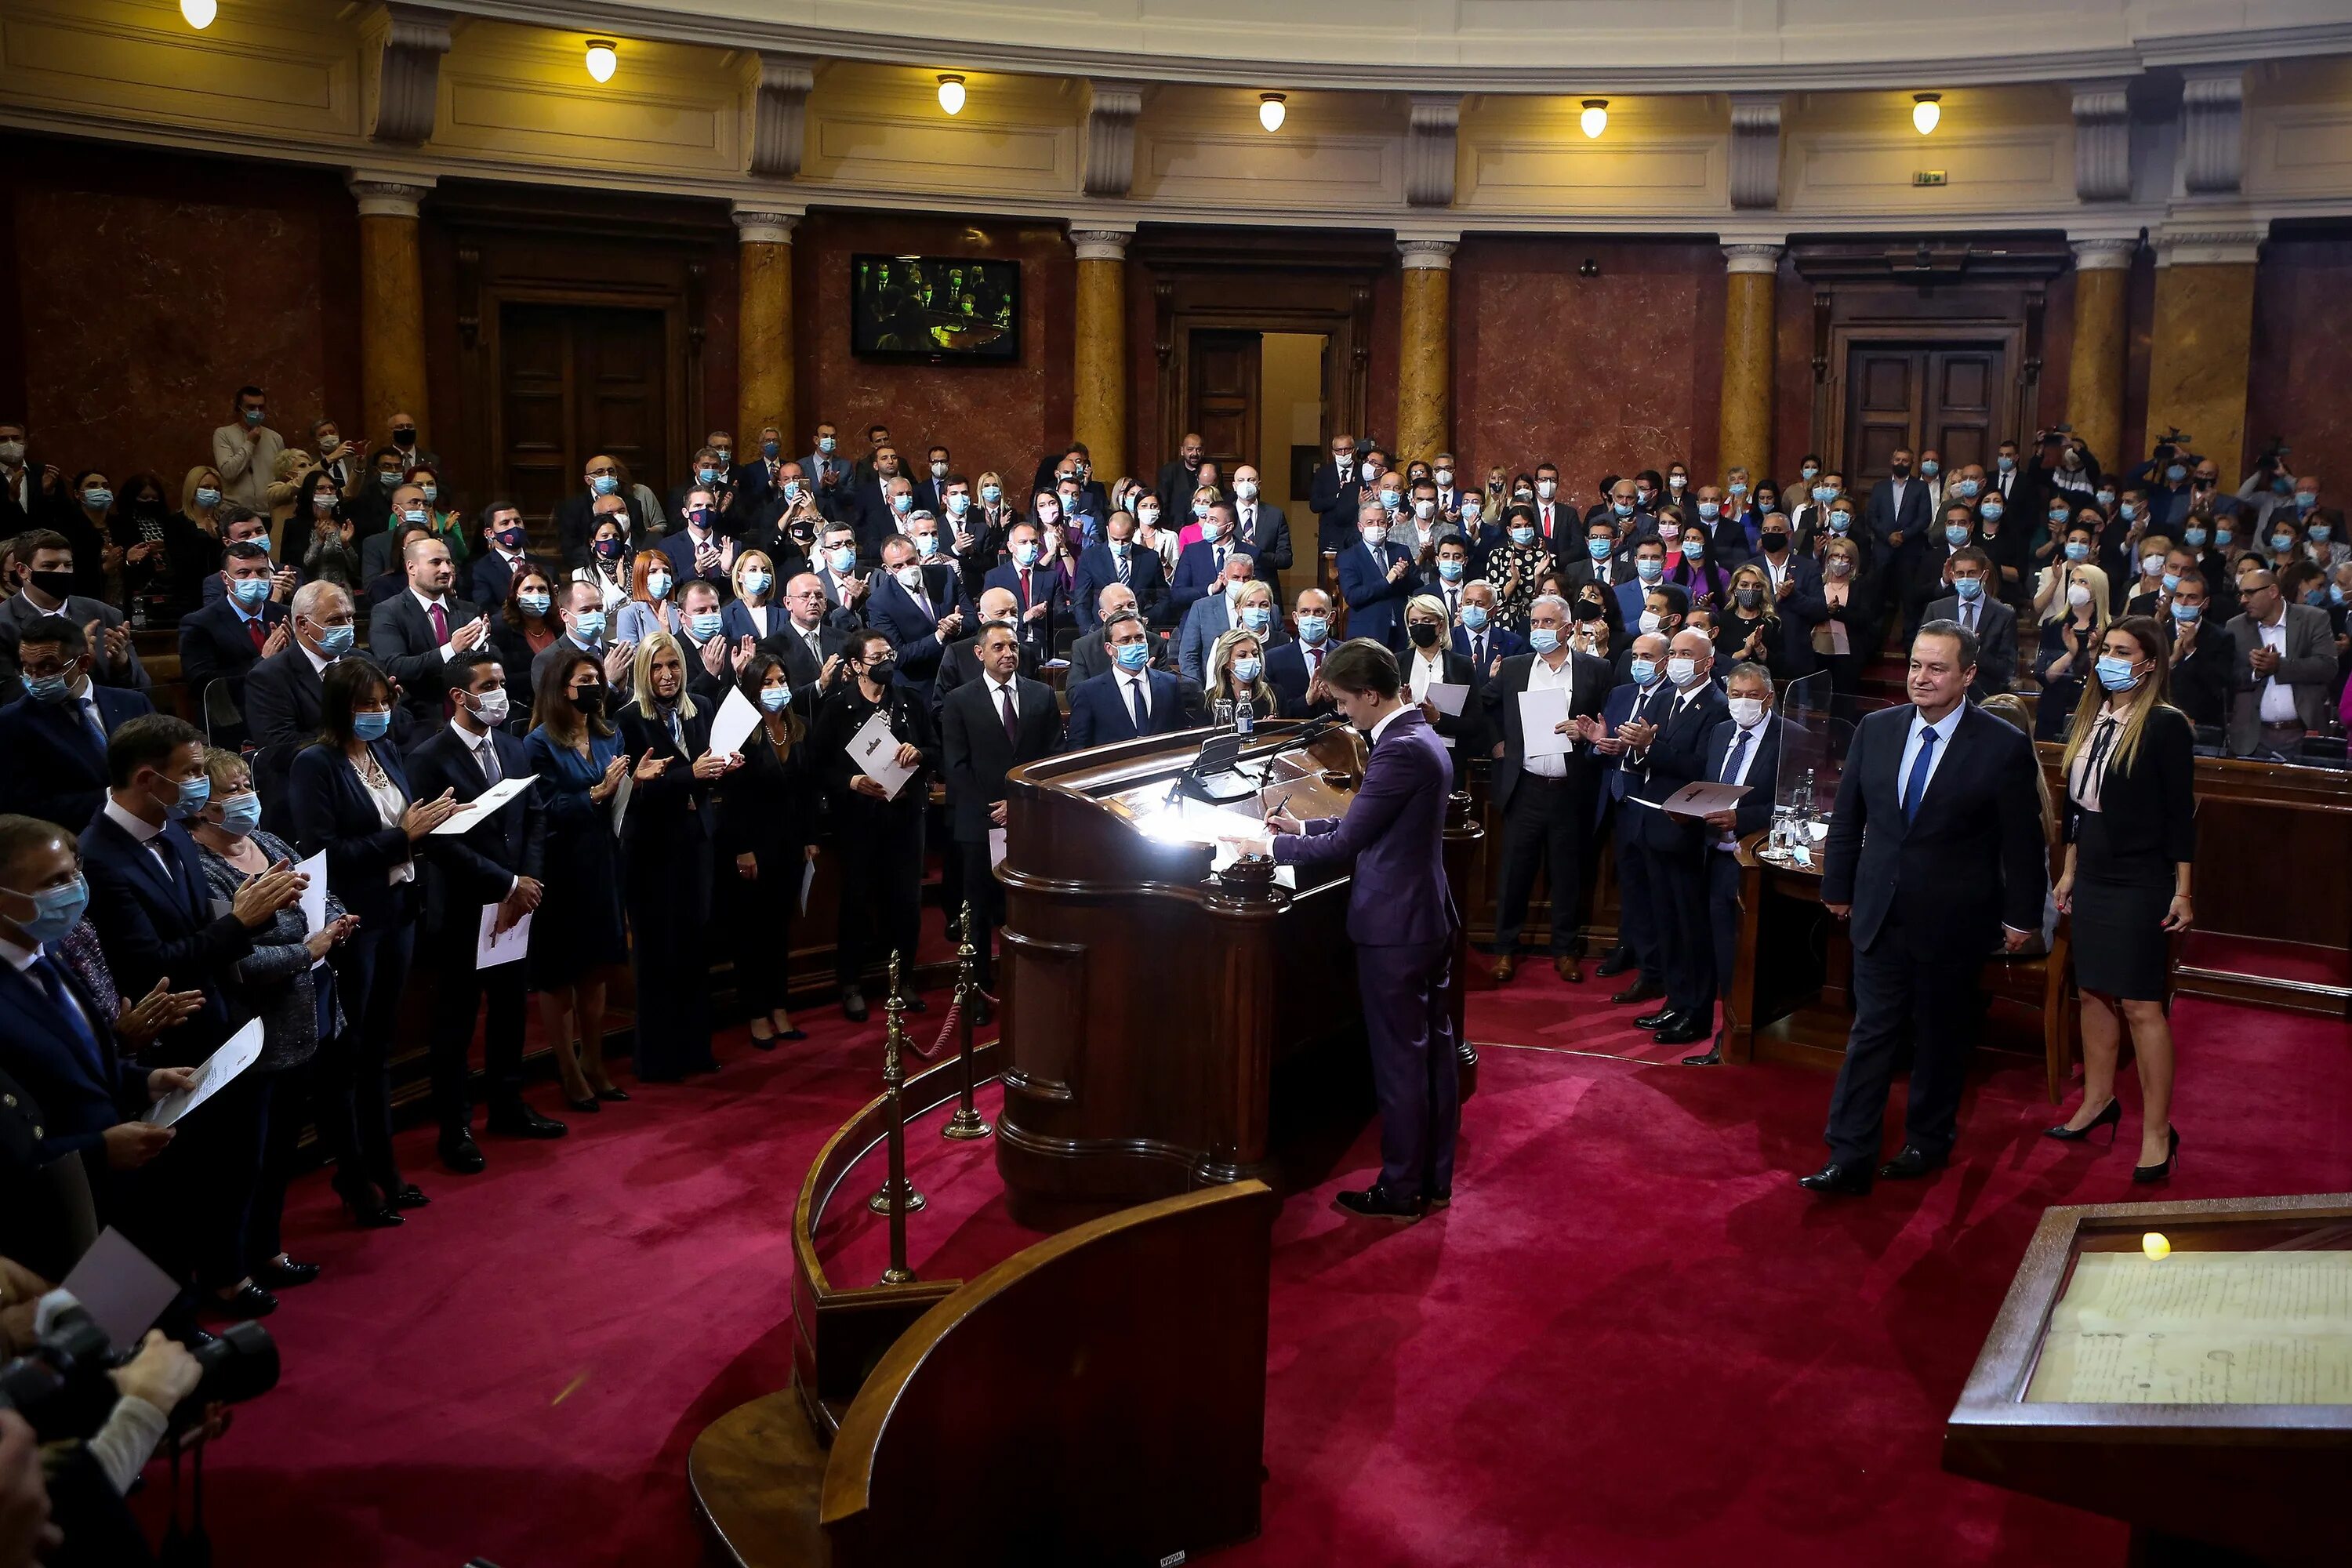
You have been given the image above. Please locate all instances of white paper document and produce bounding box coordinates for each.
[849,712,916,800]
[431,775,532,835]
[145,1019,263,1127]
[1519,688,1574,757]
[1426,681,1471,717]
[1661,781,1751,818]
[2027,1250,2352,1405]
[705,685,762,760]
[477,904,531,968]
[60,1228,182,1350]
[296,849,328,968]
[610,771,633,837]
[989,827,1007,871]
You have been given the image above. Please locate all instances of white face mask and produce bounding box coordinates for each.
[1414,499,1436,519]
[1727,696,1766,728]
[472,688,510,727]
[1637,609,1662,634]
[1536,480,1556,499]
[1434,469,1453,487]
[2066,582,2094,608]
[895,564,925,592]
[1234,481,1258,500]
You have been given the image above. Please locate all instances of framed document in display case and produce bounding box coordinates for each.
[1945,1192,2352,1567]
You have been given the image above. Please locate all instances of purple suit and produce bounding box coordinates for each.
[1273,706,1460,1200]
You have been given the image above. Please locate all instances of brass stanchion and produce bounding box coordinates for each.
[869,954,926,1256]
[942,902,993,1142]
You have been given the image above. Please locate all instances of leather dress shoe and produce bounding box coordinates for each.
[1554,956,1584,984]
[1594,949,1636,978]
[175,1323,221,1350]
[1633,1006,1682,1031]
[1682,1043,1725,1066]
[1333,1186,1426,1221]
[970,998,994,1027]
[1876,1145,1947,1181]
[1653,1019,1711,1047]
[1612,980,1665,1006]
[903,996,928,1013]
[387,1183,431,1210]
[437,1131,487,1174]
[488,1102,569,1139]
[842,987,869,1022]
[203,1283,279,1319]
[253,1258,321,1288]
[1491,953,1519,983]
[1797,1160,1873,1196]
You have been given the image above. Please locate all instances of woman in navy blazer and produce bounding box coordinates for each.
[615,633,736,1081]
[287,657,457,1226]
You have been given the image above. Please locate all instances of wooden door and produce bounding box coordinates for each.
[1842,342,2004,490]
[1188,330,1261,479]
[499,303,670,525]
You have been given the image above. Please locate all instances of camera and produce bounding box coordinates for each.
[0,1305,278,1444]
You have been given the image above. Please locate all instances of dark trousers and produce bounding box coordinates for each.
[1824,921,1986,1167]
[1612,803,1665,987]
[1656,840,1715,1019]
[1706,850,1744,1025]
[1359,936,1460,1202]
[960,838,1006,992]
[835,808,924,989]
[720,854,797,1019]
[246,1062,309,1268]
[426,936,529,1129]
[626,844,716,1080]
[1494,775,1582,956]
[128,1068,265,1292]
[318,920,412,1198]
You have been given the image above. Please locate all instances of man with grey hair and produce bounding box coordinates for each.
[933,584,1033,721]
[246,579,364,814]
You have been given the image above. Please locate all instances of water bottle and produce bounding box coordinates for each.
[1213,699,1234,731]
[1234,694,1254,735]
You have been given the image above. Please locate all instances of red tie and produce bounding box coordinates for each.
[428,601,449,643]
[246,615,268,653]
[1020,569,1033,608]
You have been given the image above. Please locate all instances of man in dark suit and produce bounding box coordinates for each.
[1166,503,1261,622]
[1450,581,1523,690]
[1679,661,1784,1065]
[1250,639,1460,1221]
[1071,511,1170,631]
[1589,633,1675,997]
[408,653,564,1173]
[0,616,154,831]
[1627,630,1730,1047]
[1338,500,1421,651]
[808,522,872,630]
[982,522,1071,663]
[849,448,913,561]
[935,588,1040,717]
[1063,611,1194,751]
[369,535,488,735]
[1481,593,1615,984]
[1,532,149,692]
[763,571,853,692]
[658,487,739,598]
[245,582,358,820]
[554,454,647,569]
[1229,463,1293,603]
[1056,584,1155,688]
[1803,620,2048,1196]
[196,504,300,609]
[2161,573,2233,734]
[1266,588,1338,717]
[866,532,971,691]
[1922,546,2017,697]
[1864,446,1932,569]
[177,540,289,726]
[466,501,554,608]
[941,624,1062,993]
[1308,434,1360,554]
[1528,463,1580,557]
[1155,432,1207,517]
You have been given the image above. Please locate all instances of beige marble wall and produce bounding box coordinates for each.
[1072,251,1127,483]
[2147,260,2257,487]
[736,236,794,441]
[2065,257,2130,473]
[1716,258,1776,482]
[357,209,428,449]
[1395,255,1452,466]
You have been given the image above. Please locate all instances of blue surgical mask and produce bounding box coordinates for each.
[232,575,271,608]
[518,590,551,615]
[1438,559,1464,583]
[401,506,428,527]
[1956,479,1980,500]
[762,441,781,460]
[1628,656,1657,686]
[2297,492,2319,512]
[1296,615,1328,645]
[1509,525,1536,546]
[1812,486,1835,504]
[1013,543,1040,568]
[314,621,355,655]
[645,574,672,601]
[85,488,114,511]
[2165,464,2187,484]
[2094,655,2140,692]
[2064,541,2092,561]
[1635,558,1663,583]
[1230,656,1261,684]
[2161,572,2181,593]
[24,672,71,704]
[818,436,837,455]
[591,474,619,495]
[1919,461,1939,477]
[2172,601,2201,624]
[689,610,722,641]
[216,792,263,838]
[419,485,438,504]
[351,711,391,742]
[378,471,400,489]
[698,467,720,486]
[165,772,211,818]
[1954,576,1983,601]
[2271,534,2296,554]
[1523,627,1559,656]
[981,485,1001,504]
[2119,502,2140,522]
[1996,455,2016,473]
[1240,606,1271,633]
[891,493,913,515]
[1612,501,1634,519]
[1944,524,1971,546]
[2048,509,2070,527]
[782,480,803,503]
[2183,526,2207,547]
[1978,503,2003,524]
[759,684,793,712]
[1729,481,1749,496]
[2,873,88,945]
[1461,604,1489,631]
[914,533,940,557]
[572,608,606,641]
[2215,528,2234,549]
[1682,539,1704,560]
[194,486,221,508]
[2312,524,2335,543]
[1583,536,1609,560]
[1828,515,1852,535]
[827,546,857,574]
[1112,640,1151,672]
[2096,490,2116,510]
[741,571,771,597]
[1697,502,1720,521]
[946,493,971,517]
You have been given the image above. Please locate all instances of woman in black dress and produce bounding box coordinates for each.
[523,651,633,1109]
[2047,615,2196,1182]
[615,632,740,1080]
[717,653,822,1045]
[811,628,938,1022]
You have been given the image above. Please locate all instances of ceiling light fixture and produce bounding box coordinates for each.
[585,39,618,84]
[1259,93,1287,132]
[180,0,218,27]
[938,74,967,115]
[1913,93,1941,135]
[1581,99,1609,139]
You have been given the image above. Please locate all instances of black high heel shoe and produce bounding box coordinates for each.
[2132,1127,2180,1185]
[593,1084,631,1103]
[564,1090,601,1113]
[2045,1098,2123,1143]
[340,1191,403,1229]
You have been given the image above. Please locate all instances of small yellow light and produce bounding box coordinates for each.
[937,74,966,115]
[1913,93,1942,135]
[584,40,618,84]
[1581,99,1609,139]
[180,0,218,27]
[2142,1232,2171,1261]
[1259,93,1287,132]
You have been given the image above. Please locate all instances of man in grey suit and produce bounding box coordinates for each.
[2226,568,2338,757]
[2,530,149,692]
[1922,546,2017,697]
[1178,554,1259,686]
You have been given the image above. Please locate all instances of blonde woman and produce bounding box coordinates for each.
[724,546,783,642]
[1714,561,1787,677]
[2035,533,2114,741]
[2046,615,2195,1181]
[1205,625,1284,719]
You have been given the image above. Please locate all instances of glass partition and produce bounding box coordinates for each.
[1762,673,1894,866]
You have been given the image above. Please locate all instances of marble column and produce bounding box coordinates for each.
[1396,239,1457,464]
[2147,228,2263,485]
[1070,228,1131,484]
[347,173,433,447]
[2064,238,2136,470]
[734,208,800,445]
[1716,243,1781,484]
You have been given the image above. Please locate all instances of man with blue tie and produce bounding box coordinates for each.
[0,616,154,831]
[1587,633,1674,1001]
[1802,621,2048,1196]
[982,521,1070,662]
[1450,579,1523,690]
[1063,610,1192,750]
[1682,662,1784,1065]
[177,539,289,725]
[1166,501,1261,620]
[1338,499,1421,650]
[1071,510,1170,630]
[867,530,971,690]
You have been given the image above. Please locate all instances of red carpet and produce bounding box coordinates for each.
[167,958,2350,1568]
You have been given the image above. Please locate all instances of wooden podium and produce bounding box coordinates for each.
[991,719,1374,1225]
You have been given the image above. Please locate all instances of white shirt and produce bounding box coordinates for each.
[1406,646,1445,703]
[455,725,521,895]
[740,603,771,637]
[1368,702,1410,750]
[2068,710,2122,812]
[2255,615,2298,723]
[984,673,1022,722]
[1120,669,1151,724]
[1898,704,1965,811]
[410,586,462,662]
[1712,717,1768,852]
[1524,651,1577,779]
[349,753,416,886]
[101,797,175,878]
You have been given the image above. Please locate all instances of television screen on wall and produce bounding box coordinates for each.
[850,254,1021,363]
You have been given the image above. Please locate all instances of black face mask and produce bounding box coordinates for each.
[28,568,74,601]
[1761,532,1788,553]
[1891,465,1911,479]
[1408,622,1441,648]
[1735,588,1762,610]
[865,659,898,687]
[391,426,417,448]
[572,683,604,708]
